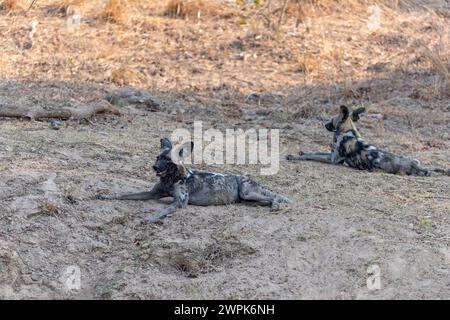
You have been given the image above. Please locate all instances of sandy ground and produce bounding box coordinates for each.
[0,0,450,299]
[0,77,449,299]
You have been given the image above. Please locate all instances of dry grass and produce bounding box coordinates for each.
[50,0,86,15]
[0,0,26,12]
[165,0,236,19]
[421,43,450,92]
[38,200,62,216]
[0,0,448,97]
[167,234,256,277]
[295,52,317,74]
[100,0,126,23]
[109,66,140,86]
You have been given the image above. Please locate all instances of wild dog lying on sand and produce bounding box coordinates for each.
[97,138,290,223]
[287,105,433,176]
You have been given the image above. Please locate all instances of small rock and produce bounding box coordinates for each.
[49,120,61,130]
[106,88,161,111]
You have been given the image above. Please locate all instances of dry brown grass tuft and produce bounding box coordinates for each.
[58,0,85,12]
[100,0,126,23]
[55,0,86,8]
[109,66,140,86]
[294,104,320,119]
[38,201,62,216]
[166,0,202,18]
[42,0,85,17]
[421,44,450,90]
[295,52,317,74]
[0,0,26,12]
[165,0,235,19]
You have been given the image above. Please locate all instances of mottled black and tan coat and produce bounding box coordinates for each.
[287,105,431,176]
[98,138,290,223]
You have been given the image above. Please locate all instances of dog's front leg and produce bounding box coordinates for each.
[96,183,164,200]
[330,148,346,165]
[143,180,189,224]
[287,152,334,164]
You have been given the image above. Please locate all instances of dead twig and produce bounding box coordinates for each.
[275,0,290,37]
[27,0,38,12]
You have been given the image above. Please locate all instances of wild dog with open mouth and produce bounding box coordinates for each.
[97,138,290,223]
[287,105,431,176]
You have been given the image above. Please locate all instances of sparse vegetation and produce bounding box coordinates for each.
[0,0,26,12]
[417,217,434,230]
[101,0,126,23]
[0,0,449,299]
[164,0,230,18]
[38,200,62,216]
[0,0,448,99]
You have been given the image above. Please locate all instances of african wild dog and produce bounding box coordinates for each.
[97,138,290,223]
[287,105,431,176]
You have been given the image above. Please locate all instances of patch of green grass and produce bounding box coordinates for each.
[183,284,199,297]
[418,218,433,230]
[94,277,125,299]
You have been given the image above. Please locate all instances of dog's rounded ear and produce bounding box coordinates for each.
[339,105,350,120]
[160,138,172,150]
[351,107,366,122]
[179,141,194,158]
[171,141,193,163]
[336,105,350,122]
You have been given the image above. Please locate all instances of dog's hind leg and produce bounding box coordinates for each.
[237,177,290,211]
[286,152,334,163]
[410,160,431,177]
[430,168,450,176]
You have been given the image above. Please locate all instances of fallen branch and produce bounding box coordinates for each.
[27,0,38,12]
[0,98,120,120]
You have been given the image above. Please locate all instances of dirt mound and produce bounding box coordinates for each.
[163,235,257,278]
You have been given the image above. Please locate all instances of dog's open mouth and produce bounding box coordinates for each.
[155,170,167,177]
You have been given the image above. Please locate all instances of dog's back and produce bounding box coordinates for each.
[186,170,240,205]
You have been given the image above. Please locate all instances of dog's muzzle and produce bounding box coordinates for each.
[153,166,167,177]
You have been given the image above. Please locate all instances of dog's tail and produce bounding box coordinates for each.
[274,194,291,204]
[430,167,450,176]
[411,160,450,177]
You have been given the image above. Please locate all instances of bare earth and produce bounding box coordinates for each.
[0,0,449,299]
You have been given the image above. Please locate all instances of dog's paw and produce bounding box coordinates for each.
[286,154,296,161]
[270,201,291,213]
[141,217,153,225]
[283,197,292,204]
[270,198,291,211]
[95,194,110,200]
[141,215,163,225]
[270,202,281,211]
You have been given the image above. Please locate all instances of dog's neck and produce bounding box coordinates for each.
[159,165,190,186]
[335,128,361,139]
